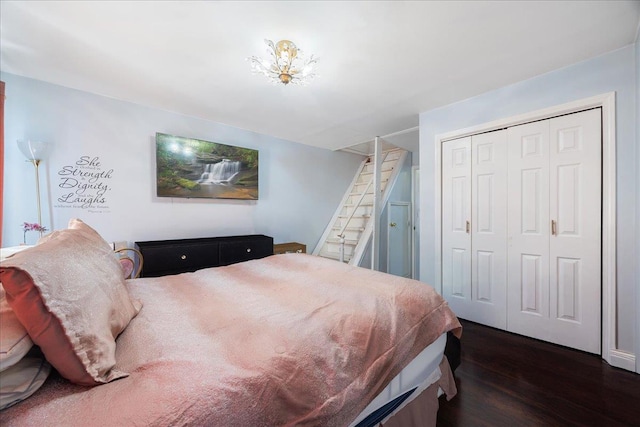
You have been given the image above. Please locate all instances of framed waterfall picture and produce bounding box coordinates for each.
[155,133,259,200]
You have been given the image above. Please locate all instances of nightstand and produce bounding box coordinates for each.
[273,242,306,255]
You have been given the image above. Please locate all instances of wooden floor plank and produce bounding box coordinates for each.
[437,320,640,427]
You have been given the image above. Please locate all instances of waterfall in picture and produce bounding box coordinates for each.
[198,160,241,184]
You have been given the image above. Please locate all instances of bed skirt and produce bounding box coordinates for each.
[381,357,457,427]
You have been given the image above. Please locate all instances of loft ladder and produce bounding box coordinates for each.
[313,148,408,265]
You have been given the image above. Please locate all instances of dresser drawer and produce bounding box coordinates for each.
[137,241,219,277]
[219,237,273,266]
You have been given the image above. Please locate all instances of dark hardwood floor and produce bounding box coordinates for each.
[437,320,640,427]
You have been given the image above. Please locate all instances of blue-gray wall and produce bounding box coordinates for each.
[419,44,638,355]
[2,72,364,251]
[363,152,413,274]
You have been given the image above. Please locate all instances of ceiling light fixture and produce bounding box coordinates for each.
[247,39,317,86]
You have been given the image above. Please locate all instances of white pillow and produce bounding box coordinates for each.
[0,288,33,372]
[0,356,51,410]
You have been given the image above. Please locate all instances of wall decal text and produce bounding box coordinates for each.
[54,156,113,213]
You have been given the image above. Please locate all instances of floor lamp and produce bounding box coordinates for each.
[17,140,49,236]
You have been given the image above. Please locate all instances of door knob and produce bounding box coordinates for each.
[390,222,397,227]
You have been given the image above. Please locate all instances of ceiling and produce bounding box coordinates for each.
[1,1,639,153]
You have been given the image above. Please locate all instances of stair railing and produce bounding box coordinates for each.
[312,156,369,257]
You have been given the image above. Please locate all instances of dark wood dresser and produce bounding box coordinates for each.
[135,234,273,277]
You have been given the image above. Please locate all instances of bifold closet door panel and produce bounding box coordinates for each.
[507,120,551,333]
[470,130,508,329]
[548,109,601,354]
[442,131,508,329]
[506,109,601,354]
[442,137,471,313]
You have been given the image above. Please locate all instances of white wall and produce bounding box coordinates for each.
[2,72,364,251]
[419,45,638,355]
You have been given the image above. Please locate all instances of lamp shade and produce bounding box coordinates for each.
[17,140,49,161]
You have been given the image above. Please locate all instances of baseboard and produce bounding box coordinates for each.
[608,349,636,372]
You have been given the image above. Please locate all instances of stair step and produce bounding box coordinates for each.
[332,226,365,232]
[353,178,389,187]
[350,191,383,198]
[350,185,384,193]
[350,191,375,197]
[360,166,395,174]
[355,176,390,182]
[338,214,370,219]
[366,155,403,164]
[343,202,373,207]
[326,238,358,245]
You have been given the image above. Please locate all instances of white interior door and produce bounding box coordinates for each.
[442,137,472,314]
[507,109,601,353]
[471,130,508,329]
[387,202,411,278]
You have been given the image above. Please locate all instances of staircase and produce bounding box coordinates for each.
[313,148,408,265]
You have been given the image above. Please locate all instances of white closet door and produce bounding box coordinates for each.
[548,109,601,353]
[507,120,551,337]
[507,109,601,353]
[442,137,471,313]
[470,130,508,329]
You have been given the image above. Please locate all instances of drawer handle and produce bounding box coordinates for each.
[246,248,251,253]
[181,255,187,260]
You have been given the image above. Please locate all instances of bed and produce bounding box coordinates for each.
[0,219,461,426]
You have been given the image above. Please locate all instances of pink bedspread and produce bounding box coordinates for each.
[2,254,460,426]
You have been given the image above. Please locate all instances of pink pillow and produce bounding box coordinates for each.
[0,219,141,386]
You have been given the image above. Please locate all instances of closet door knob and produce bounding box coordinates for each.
[551,220,557,236]
[466,221,470,234]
